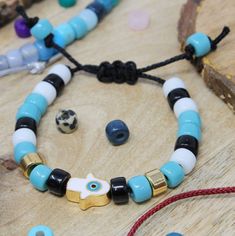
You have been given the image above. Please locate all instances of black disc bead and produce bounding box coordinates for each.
[43,74,65,96]
[46,168,71,197]
[174,135,199,156]
[15,117,37,135]
[167,88,190,110]
[110,177,129,204]
[86,1,106,21]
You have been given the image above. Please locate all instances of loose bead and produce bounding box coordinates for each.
[186,32,211,57]
[177,123,201,141]
[14,18,31,38]
[163,77,186,98]
[178,110,202,128]
[167,88,190,110]
[14,142,37,164]
[173,98,198,118]
[30,19,53,40]
[79,9,98,31]
[97,0,113,12]
[12,128,37,147]
[20,43,39,64]
[0,55,9,70]
[6,49,24,68]
[160,161,184,188]
[15,117,37,135]
[58,0,77,8]
[110,177,129,204]
[28,225,54,236]
[33,81,57,105]
[34,40,56,61]
[46,168,71,196]
[169,148,197,175]
[175,135,199,156]
[25,93,48,115]
[166,233,183,236]
[29,164,52,191]
[43,74,65,96]
[48,64,72,85]
[68,16,88,39]
[105,120,130,146]
[128,175,152,203]
[87,1,107,21]
[111,0,120,7]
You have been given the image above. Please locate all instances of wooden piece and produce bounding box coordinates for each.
[178,0,235,112]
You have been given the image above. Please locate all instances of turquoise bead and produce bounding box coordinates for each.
[111,0,120,7]
[79,9,98,31]
[97,0,113,12]
[128,175,152,203]
[16,102,41,124]
[186,32,211,57]
[53,23,76,47]
[34,40,56,61]
[25,93,48,115]
[68,16,88,39]
[178,110,201,127]
[14,142,36,164]
[29,164,52,191]
[30,19,53,40]
[28,225,54,236]
[58,0,77,8]
[177,123,201,141]
[160,161,184,188]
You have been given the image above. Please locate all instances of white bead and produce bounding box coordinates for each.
[163,77,186,97]
[33,81,57,105]
[173,97,198,118]
[48,64,72,85]
[170,148,196,174]
[12,128,36,147]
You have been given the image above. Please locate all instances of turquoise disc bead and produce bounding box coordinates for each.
[160,161,184,188]
[186,32,211,57]
[25,93,48,115]
[128,175,152,203]
[68,16,88,39]
[97,0,113,12]
[28,225,54,236]
[58,0,77,8]
[34,40,56,61]
[29,164,52,191]
[30,19,53,40]
[178,110,202,127]
[16,102,41,124]
[14,142,36,164]
[79,9,98,31]
[177,123,201,141]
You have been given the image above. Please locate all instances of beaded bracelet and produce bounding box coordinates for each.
[12,25,229,210]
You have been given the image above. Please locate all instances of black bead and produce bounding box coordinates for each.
[174,135,199,156]
[43,74,65,96]
[110,177,129,204]
[46,168,71,197]
[86,1,106,21]
[167,88,190,110]
[15,117,37,135]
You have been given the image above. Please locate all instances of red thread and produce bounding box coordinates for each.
[127,186,235,236]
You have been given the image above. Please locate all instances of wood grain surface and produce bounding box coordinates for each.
[0,1,234,236]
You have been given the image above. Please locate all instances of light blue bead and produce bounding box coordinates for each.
[186,32,211,57]
[16,102,42,124]
[14,142,37,164]
[20,43,39,64]
[79,9,98,31]
[97,0,113,12]
[160,161,184,188]
[29,164,52,191]
[128,175,152,203]
[25,93,48,115]
[68,16,88,39]
[53,23,76,47]
[177,123,201,141]
[178,110,202,127]
[30,19,53,40]
[28,225,54,236]
[0,55,9,70]
[6,49,24,68]
[34,40,56,61]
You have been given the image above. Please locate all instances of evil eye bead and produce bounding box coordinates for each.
[105,120,130,146]
[68,16,88,39]
[79,9,98,31]
[173,98,198,118]
[28,225,54,236]
[30,19,53,40]
[163,77,186,98]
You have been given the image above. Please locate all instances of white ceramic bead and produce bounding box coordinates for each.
[48,64,72,85]
[163,77,186,97]
[12,128,37,147]
[173,97,198,118]
[33,81,57,105]
[170,148,196,174]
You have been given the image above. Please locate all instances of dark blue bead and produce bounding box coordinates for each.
[105,120,129,146]
[86,1,107,21]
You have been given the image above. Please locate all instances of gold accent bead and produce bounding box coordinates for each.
[145,169,167,197]
[19,153,45,178]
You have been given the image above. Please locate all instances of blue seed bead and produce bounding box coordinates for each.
[186,32,211,57]
[87,1,106,21]
[20,43,39,64]
[53,23,76,47]
[68,16,88,39]
[0,55,9,70]
[160,161,185,188]
[16,102,41,124]
[30,19,53,40]
[25,93,48,115]
[178,110,202,128]
[177,123,201,141]
[14,142,36,164]
[105,120,130,146]
[28,225,54,236]
[29,164,52,191]
[128,175,152,203]
[79,9,98,31]
[97,0,113,12]
[34,40,56,61]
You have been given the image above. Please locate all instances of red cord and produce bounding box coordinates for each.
[127,186,235,236]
